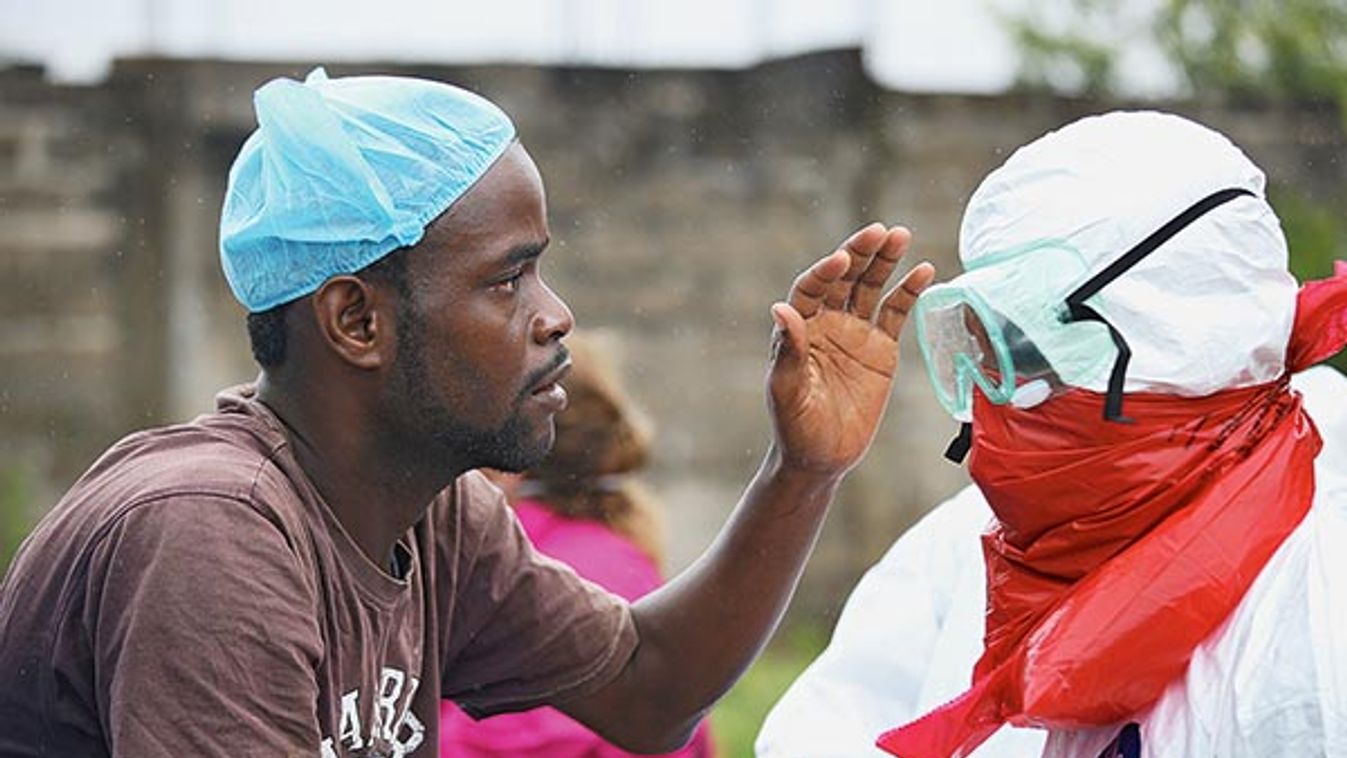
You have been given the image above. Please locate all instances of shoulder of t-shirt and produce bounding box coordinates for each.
[432,471,516,559]
[64,411,305,548]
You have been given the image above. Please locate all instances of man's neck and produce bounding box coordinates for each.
[257,373,467,573]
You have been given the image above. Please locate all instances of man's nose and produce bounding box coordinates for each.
[533,280,574,343]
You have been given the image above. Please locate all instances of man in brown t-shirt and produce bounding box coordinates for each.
[0,70,934,757]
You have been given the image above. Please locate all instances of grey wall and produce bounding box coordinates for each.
[2,51,1343,623]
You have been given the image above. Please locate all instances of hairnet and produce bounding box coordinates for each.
[958,111,1296,396]
[219,67,516,312]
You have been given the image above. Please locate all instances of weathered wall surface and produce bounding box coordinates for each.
[2,52,1343,622]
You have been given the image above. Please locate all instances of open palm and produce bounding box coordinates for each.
[768,224,935,475]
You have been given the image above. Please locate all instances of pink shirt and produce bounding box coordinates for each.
[440,499,715,757]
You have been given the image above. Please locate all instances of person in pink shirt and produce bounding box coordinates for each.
[441,334,716,758]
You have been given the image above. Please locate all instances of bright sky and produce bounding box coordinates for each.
[0,0,1175,94]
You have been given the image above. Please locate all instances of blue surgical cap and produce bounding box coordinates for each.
[220,67,516,312]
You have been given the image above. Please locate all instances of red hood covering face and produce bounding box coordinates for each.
[877,264,1347,758]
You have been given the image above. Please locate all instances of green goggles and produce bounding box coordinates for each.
[914,242,1114,422]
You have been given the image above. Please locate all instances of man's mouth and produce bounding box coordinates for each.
[528,354,572,411]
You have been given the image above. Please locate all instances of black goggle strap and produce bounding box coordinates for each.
[944,421,973,463]
[1062,187,1255,422]
[1066,302,1134,422]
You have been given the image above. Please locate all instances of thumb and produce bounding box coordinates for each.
[770,302,808,365]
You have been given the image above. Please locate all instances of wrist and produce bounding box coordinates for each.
[762,444,847,496]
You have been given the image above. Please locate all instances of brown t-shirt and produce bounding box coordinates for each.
[0,385,637,758]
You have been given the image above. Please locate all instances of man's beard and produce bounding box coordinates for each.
[386,309,554,474]
[433,406,551,473]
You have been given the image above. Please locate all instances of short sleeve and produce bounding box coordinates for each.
[87,494,324,757]
[437,474,638,718]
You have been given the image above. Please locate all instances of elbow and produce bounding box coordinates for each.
[603,719,700,755]
[559,673,708,754]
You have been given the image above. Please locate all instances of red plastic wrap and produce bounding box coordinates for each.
[1287,261,1347,372]
[878,382,1320,758]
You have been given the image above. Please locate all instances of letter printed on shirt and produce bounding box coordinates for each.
[338,689,364,750]
[374,667,406,743]
[391,676,425,757]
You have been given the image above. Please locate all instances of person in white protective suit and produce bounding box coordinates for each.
[756,111,1347,758]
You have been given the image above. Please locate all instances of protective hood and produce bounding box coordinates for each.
[955,110,1296,398]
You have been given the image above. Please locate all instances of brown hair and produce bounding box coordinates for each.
[521,333,665,567]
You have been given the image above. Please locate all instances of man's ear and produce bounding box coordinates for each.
[309,275,394,370]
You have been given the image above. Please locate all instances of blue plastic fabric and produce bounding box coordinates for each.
[219,67,516,312]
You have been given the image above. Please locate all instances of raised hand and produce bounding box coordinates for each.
[767,223,935,475]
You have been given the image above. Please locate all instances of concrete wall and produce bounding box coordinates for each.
[2,52,1344,623]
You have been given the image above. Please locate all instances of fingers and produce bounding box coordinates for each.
[876,262,936,338]
[822,223,888,310]
[787,224,929,328]
[848,226,912,319]
[787,248,851,320]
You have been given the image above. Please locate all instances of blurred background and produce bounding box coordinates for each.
[2,0,1345,753]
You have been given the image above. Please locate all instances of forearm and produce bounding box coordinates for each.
[562,444,842,751]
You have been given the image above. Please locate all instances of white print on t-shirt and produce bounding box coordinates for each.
[319,666,426,758]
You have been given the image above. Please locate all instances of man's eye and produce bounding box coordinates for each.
[493,271,524,292]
